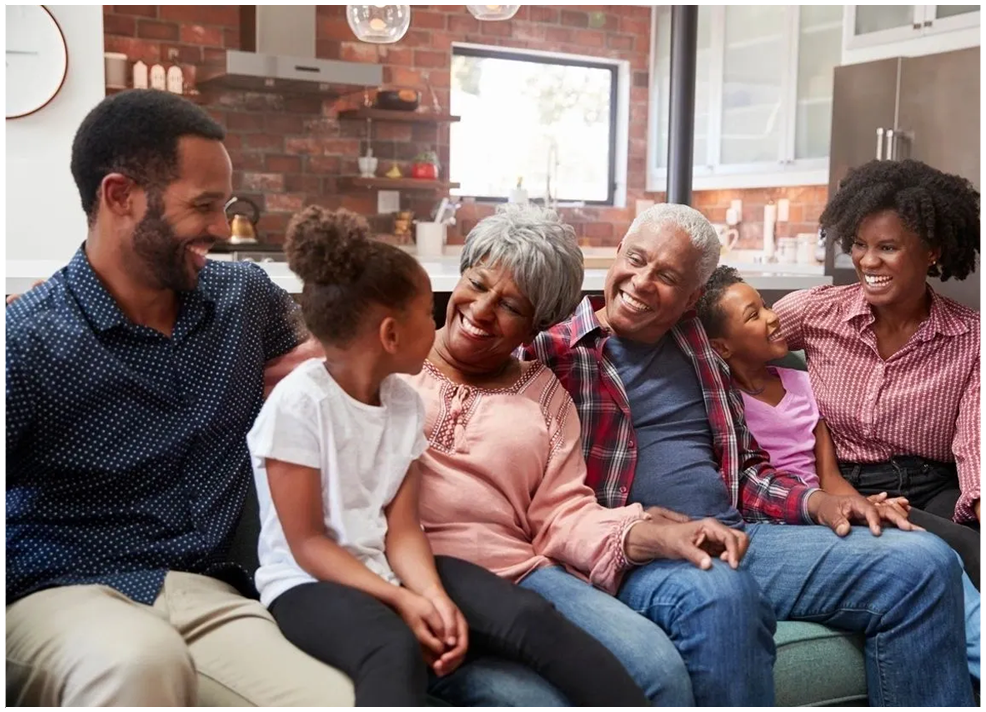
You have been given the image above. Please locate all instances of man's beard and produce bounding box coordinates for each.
[131,198,205,293]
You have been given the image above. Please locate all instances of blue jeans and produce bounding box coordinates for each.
[618,558,777,705]
[520,566,693,706]
[429,656,569,706]
[619,524,974,707]
[961,564,980,681]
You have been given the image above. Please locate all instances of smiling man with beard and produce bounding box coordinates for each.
[4,90,351,706]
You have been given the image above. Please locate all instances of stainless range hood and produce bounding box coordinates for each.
[197,5,382,95]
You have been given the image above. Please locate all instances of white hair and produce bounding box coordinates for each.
[626,203,720,286]
[460,203,584,331]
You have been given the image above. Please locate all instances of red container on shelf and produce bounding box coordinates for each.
[410,162,438,180]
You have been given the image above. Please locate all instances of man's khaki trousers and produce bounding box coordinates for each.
[6,571,354,706]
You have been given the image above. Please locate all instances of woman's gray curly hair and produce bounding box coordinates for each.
[459,203,584,331]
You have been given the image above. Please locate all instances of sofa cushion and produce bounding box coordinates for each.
[770,349,808,372]
[774,621,867,706]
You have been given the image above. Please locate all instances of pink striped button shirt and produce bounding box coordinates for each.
[774,284,980,523]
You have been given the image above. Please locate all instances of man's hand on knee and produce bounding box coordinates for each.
[807,491,919,536]
[625,517,749,570]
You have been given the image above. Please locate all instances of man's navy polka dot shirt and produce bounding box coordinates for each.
[6,246,307,605]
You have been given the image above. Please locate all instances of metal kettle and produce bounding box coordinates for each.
[225,196,260,244]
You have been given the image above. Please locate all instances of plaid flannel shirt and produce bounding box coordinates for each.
[521,296,818,524]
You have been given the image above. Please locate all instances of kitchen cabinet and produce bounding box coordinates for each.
[842,5,979,64]
[827,46,980,309]
[647,5,842,191]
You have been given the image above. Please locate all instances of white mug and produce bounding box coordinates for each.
[415,222,445,257]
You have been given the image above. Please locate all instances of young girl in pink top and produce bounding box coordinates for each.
[696,266,979,680]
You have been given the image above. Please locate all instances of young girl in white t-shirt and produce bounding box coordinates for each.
[696,265,980,683]
[246,206,648,707]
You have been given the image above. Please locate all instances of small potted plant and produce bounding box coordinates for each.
[410,150,440,180]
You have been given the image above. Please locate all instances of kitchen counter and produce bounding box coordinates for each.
[6,251,832,296]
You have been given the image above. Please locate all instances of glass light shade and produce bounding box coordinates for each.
[346,5,411,44]
[466,5,521,21]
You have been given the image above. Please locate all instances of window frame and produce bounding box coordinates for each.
[450,44,622,207]
[646,6,834,193]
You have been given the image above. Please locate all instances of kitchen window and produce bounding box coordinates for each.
[646,5,843,191]
[450,45,622,206]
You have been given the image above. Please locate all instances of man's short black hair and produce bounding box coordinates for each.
[70,89,225,224]
[820,159,980,282]
[695,265,744,339]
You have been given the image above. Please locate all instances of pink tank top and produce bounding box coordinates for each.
[740,367,820,488]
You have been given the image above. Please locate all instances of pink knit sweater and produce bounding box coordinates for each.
[403,360,647,595]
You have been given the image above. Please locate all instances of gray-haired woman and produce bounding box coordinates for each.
[404,204,747,706]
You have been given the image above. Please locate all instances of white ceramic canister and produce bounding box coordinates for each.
[104,52,128,89]
[776,237,798,264]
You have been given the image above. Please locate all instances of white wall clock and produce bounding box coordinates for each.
[6,5,68,120]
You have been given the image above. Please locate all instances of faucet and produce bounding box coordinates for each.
[545,140,559,212]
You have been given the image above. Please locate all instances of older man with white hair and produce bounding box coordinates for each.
[523,203,974,707]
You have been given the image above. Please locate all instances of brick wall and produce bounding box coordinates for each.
[694,186,828,250]
[102,5,827,246]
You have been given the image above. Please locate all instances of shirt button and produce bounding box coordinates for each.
[628,440,636,449]
[619,486,628,494]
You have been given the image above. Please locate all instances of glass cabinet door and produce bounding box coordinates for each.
[933,5,978,20]
[852,5,917,35]
[924,4,980,34]
[652,5,713,171]
[845,5,979,53]
[719,5,787,166]
[794,6,842,160]
[846,5,921,49]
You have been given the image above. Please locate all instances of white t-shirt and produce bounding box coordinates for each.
[246,358,428,608]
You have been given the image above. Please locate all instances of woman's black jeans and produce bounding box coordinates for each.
[840,456,980,589]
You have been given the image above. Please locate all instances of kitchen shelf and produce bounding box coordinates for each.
[339,177,460,191]
[105,86,207,104]
[337,108,461,123]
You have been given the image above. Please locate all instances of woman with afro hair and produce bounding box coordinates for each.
[773,159,981,533]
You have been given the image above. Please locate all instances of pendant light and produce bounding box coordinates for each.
[466,5,521,21]
[346,5,411,44]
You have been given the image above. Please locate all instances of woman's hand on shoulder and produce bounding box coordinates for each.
[5,279,45,306]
